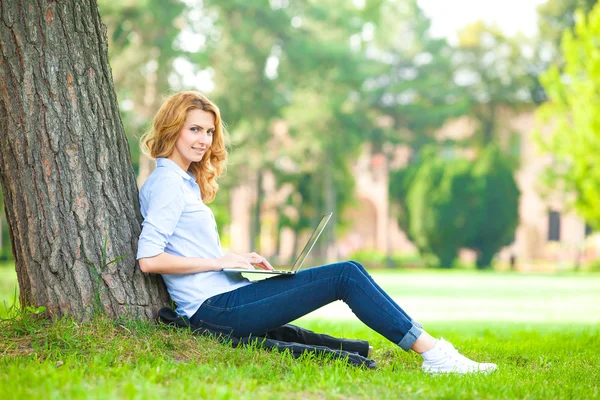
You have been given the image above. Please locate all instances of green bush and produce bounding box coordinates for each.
[347,249,387,268]
[0,217,12,262]
[347,250,426,269]
[406,156,481,268]
[395,145,519,269]
[467,145,520,268]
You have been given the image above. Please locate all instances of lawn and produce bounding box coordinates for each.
[1,263,599,399]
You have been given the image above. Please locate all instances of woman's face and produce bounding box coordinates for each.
[169,109,215,171]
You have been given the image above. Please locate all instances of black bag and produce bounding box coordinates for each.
[158,307,376,368]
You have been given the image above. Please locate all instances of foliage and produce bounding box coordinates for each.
[195,0,372,248]
[406,154,481,268]
[530,0,598,103]
[467,145,520,268]
[364,0,467,152]
[98,0,189,174]
[386,17,531,263]
[454,22,537,145]
[389,147,438,244]
[0,191,10,261]
[275,88,365,258]
[537,0,598,58]
[536,4,600,229]
[347,248,388,268]
[88,0,536,265]
[347,250,425,269]
[402,146,519,268]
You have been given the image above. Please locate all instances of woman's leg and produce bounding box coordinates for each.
[345,260,422,329]
[337,261,433,352]
[191,261,422,351]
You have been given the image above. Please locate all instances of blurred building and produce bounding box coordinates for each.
[336,107,597,270]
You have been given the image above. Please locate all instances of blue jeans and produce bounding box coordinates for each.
[191,261,423,351]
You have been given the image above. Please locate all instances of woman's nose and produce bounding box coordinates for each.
[198,133,211,144]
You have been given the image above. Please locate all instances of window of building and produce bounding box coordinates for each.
[585,224,593,237]
[548,210,561,242]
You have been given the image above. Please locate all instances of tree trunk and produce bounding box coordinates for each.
[483,102,496,145]
[0,0,169,320]
[291,227,300,265]
[323,152,336,263]
[251,169,263,251]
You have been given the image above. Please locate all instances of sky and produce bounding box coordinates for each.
[417,0,548,43]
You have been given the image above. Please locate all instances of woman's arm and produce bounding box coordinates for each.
[139,252,255,274]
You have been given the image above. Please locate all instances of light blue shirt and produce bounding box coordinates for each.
[137,158,250,317]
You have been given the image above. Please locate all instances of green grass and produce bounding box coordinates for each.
[0,262,18,317]
[1,263,599,399]
[303,270,600,324]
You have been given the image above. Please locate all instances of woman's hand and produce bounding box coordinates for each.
[239,252,275,271]
[216,253,255,270]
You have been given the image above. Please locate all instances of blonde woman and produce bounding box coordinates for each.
[137,91,497,374]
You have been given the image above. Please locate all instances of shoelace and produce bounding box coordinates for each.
[438,341,476,367]
[440,342,461,360]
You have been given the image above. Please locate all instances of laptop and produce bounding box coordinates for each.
[222,212,332,275]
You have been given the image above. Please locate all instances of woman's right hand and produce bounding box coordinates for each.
[216,253,254,270]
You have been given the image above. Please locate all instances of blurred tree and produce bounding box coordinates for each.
[201,0,368,253]
[275,3,372,259]
[0,187,6,260]
[454,22,536,146]
[396,21,532,268]
[403,144,519,269]
[364,0,468,256]
[536,4,600,229]
[530,0,598,103]
[97,0,186,178]
[389,147,433,244]
[275,163,356,263]
[467,145,520,268]
[277,86,364,261]
[406,153,481,268]
[365,0,467,152]
[203,0,299,251]
[98,0,233,232]
[537,0,598,57]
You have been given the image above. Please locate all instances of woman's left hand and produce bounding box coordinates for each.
[239,252,275,271]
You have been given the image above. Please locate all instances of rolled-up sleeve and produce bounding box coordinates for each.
[137,176,186,259]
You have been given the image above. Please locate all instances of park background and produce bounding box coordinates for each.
[0,0,599,399]
[2,0,600,272]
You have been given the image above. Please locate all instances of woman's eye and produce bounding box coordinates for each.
[207,130,214,136]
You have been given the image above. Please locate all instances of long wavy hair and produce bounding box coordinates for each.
[140,91,228,203]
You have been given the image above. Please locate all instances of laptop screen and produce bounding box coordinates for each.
[291,213,333,272]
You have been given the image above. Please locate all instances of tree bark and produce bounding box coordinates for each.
[0,0,169,320]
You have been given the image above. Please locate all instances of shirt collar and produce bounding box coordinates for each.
[156,158,193,181]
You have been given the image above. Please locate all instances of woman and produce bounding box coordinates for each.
[137,91,497,374]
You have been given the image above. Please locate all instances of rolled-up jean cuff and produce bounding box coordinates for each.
[411,320,423,329]
[398,325,422,352]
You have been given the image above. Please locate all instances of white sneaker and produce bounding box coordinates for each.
[421,338,497,374]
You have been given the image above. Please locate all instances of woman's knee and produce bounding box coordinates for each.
[313,261,367,281]
[346,260,367,273]
[337,260,369,278]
